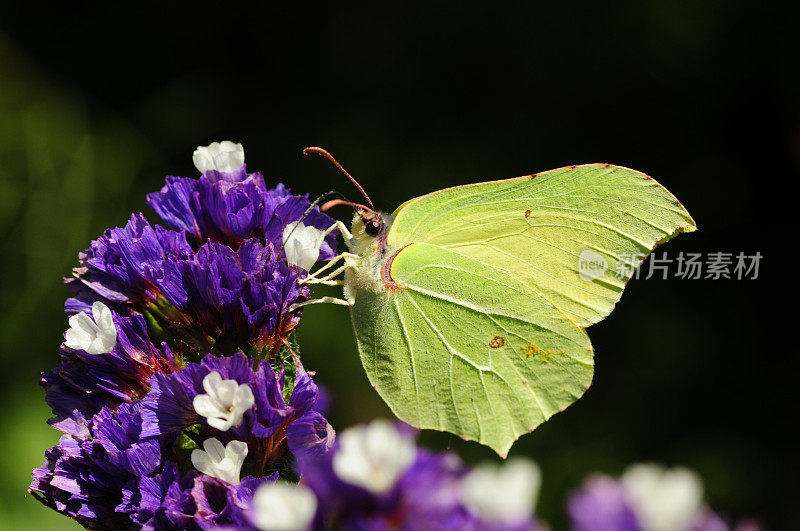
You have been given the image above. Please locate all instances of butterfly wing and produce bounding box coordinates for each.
[351,164,694,454]
[350,242,593,456]
[387,164,696,326]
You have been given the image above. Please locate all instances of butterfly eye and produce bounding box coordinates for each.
[364,220,382,237]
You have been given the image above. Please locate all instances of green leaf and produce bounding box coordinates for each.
[170,425,202,474]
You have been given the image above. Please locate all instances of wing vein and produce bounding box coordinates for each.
[394,294,423,423]
[403,292,466,433]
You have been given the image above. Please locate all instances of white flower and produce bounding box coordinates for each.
[193,371,255,431]
[192,141,245,173]
[251,482,318,531]
[621,463,704,531]
[332,420,416,494]
[64,301,117,355]
[191,438,248,485]
[461,458,541,525]
[282,222,327,271]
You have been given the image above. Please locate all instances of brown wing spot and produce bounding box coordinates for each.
[489,336,505,349]
[524,209,532,218]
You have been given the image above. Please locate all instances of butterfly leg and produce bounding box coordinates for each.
[303,279,345,286]
[303,252,358,284]
[288,296,353,312]
[324,220,355,248]
[304,263,351,284]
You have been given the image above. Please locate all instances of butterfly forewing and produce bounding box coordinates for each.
[387,164,696,327]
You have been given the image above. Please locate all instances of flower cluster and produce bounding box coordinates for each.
[30,141,755,530]
[65,142,336,359]
[31,142,340,529]
[286,420,544,531]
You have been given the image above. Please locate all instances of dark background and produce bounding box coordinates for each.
[0,3,794,529]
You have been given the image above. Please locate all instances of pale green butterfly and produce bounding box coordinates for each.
[297,147,696,456]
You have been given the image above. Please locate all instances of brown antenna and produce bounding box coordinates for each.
[320,198,375,213]
[303,147,375,210]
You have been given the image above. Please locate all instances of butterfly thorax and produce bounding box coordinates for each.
[343,211,398,301]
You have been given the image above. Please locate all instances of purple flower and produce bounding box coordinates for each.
[140,353,333,474]
[193,474,276,528]
[42,311,178,430]
[141,353,253,438]
[568,474,640,531]
[121,462,197,530]
[29,403,162,528]
[147,167,337,260]
[69,215,309,354]
[66,213,194,314]
[298,420,471,530]
[569,467,734,531]
[64,159,329,356]
[286,410,335,463]
[159,238,308,351]
[122,463,277,530]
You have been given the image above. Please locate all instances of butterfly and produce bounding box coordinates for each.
[300,148,695,456]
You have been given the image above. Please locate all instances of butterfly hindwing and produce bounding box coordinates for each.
[352,242,593,456]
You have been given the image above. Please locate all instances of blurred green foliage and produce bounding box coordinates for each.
[0,37,157,529]
[0,1,794,527]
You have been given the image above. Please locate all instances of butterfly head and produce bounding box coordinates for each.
[360,209,385,237]
[350,208,394,255]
